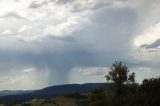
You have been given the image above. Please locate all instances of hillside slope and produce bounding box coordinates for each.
[0,83,105,102]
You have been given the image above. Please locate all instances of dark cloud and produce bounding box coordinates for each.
[139,39,160,49]
[0,0,160,89]
[0,7,138,86]
[146,39,160,48]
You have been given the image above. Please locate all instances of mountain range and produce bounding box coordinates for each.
[0,83,105,102]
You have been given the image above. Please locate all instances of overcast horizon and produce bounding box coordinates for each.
[0,0,159,90]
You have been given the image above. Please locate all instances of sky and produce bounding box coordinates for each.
[0,0,160,90]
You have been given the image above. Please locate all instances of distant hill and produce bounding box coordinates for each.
[0,90,34,97]
[0,83,105,103]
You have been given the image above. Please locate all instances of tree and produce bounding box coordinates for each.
[140,77,160,106]
[105,61,135,95]
[128,72,135,84]
[89,89,107,106]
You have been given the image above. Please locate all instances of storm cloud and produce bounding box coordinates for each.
[0,0,159,90]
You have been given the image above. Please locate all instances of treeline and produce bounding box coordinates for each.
[89,61,160,106]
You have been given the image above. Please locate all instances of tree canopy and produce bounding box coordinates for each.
[105,61,135,95]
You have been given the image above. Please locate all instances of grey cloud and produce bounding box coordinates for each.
[75,7,137,51]
[0,7,138,86]
[146,39,160,48]
[51,0,74,5]
[0,11,27,20]
[140,44,149,48]
[0,47,98,85]
[139,39,160,49]
[50,0,128,12]
[0,0,160,89]
[14,0,21,2]
[29,1,48,8]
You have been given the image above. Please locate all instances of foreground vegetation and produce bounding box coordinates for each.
[89,61,160,106]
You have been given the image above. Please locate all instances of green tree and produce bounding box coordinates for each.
[140,77,160,105]
[128,72,135,84]
[105,61,135,95]
[89,89,107,106]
